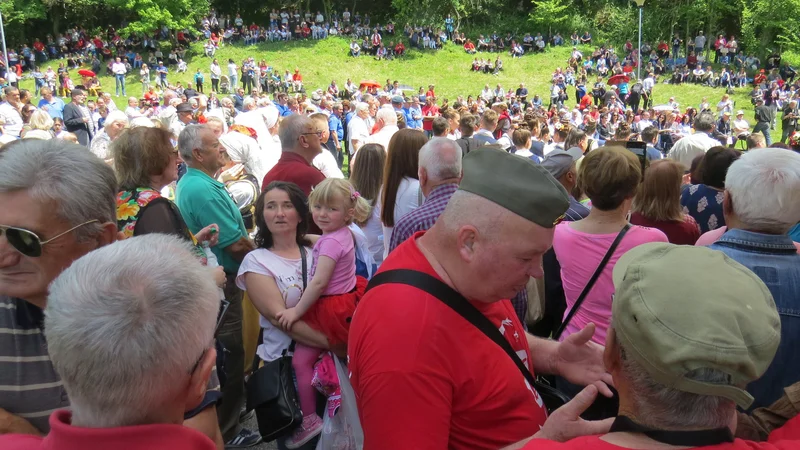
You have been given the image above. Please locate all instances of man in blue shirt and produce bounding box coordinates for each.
[641,126,665,160]
[326,102,344,167]
[405,96,423,129]
[708,149,800,411]
[37,87,65,119]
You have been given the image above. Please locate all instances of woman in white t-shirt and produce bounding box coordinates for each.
[350,143,388,265]
[236,181,329,364]
[378,129,427,259]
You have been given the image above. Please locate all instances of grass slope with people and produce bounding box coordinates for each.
[20,36,758,123]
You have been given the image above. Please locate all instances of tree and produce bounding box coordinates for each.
[107,0,210,34]
[528,0,569,36]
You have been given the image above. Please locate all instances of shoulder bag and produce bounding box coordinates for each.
[365,269,571,414]
[245,245,307,442]
[553,223,631,341]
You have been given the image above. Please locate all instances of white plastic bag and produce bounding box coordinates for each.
[315,355,364,450]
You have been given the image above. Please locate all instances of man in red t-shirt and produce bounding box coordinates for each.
[350,148,615,450]
[511,243,796,450]
[421,95,440,137]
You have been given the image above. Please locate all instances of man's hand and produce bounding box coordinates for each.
[0,408,42,436]
[552,323,614,397]
[535,385,613,442]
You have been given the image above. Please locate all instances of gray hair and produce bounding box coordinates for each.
[617,337,734,429]
[29,109,54,131]
[278,114,310,150]
[178,124,207,161]
[45,234,219,428]
[105,110,129,128]
[419,137,462,181]
[725,148,800,234]
[354,102,370,114]
[376,107,397,126]
[694,112,716,132]
[0,139,116,240]
[242,97,256,110]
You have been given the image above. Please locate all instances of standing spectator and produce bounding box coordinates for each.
[175,125,261,449]
[631,159,701,244]
[0,140,222,444]
[139,63,151,95]
[666,112,719,169]
[389,138,462,251]
[36,87,65,120]
[194,69,205,94]
[694,30,706,55]
[227,58,238,90]
[754,98,773,146]
[62,89,94,146]
[210,58,221,92]
[379,128,427,258]
[326,102,344,168]
[0,234,221,450]
[350,143,387,265]
[681,146,740,234]
[262,114,327,197]
[708,149,800,410]
[0,87,23,138]
[90,110,128,161]
[346,102,370,158]
[780,100,798,144]
[365,107,399,151]
[112,57,127,97]
[553,147,668,359]
[350,148,613,449]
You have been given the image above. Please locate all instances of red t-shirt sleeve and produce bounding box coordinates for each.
[768,415,800,443]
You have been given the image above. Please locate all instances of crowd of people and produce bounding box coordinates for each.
[1,8,800,450]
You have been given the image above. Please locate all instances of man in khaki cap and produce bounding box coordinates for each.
[512,243,800,450]
[350,147,615,450]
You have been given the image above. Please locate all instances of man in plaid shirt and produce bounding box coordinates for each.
[388,138,462,252]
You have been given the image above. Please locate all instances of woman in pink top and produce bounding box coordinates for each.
[554,147,668,347]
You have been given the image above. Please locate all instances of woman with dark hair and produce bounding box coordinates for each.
[350,143,387,265]
[631,159,701,244]
[563,127,587,153]
[680,146,741,233]
[379,128,427,258]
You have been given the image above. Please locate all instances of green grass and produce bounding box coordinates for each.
[20,37,766,131]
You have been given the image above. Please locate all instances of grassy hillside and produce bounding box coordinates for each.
[20,37,761,127]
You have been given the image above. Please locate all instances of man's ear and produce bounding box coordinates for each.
[185,347,217,413]
[456,225,478,262]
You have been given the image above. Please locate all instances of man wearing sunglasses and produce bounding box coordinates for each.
[0,234,220,450]
[0,140,225,447]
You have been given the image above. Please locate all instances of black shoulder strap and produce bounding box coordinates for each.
[365,269,537,388]
[553,224,631,340]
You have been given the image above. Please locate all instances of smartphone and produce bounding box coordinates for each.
[215,299,230,338]
[625,140,648,180]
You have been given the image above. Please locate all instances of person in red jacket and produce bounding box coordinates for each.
[510,243,800,450]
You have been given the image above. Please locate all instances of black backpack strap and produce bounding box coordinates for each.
[553,223,631,340]
[365,269,537,388]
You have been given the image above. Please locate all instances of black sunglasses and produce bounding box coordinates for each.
[1,220,99,257]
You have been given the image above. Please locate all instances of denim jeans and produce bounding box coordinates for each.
[115,74,126,96]
[709,229,800,410]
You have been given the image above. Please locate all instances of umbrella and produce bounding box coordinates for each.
[359,80,381,89]
[607,74,630,86]
[653,104,676,112]
[78,69,96,77]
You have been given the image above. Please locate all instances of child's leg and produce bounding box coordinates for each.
[292,343,323,417]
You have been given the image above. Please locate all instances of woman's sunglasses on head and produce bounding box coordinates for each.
[0,220,99,257]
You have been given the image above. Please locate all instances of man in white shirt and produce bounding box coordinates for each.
[366,107,399,151]
[694,31,706,54]
[638,111,654,129]
[667,112,720,170]
[480,84,494,103]
[732,110,750,138]
[347,102,370,157]
[571,46,583,60]
[0,87,23,138]
[112,57,127,97]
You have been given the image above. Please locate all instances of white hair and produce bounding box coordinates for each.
[0,139,116,240]
[375,107,397,126]
[355,102,369,114]
[725,148,800,234]
[419,137,462,181]
[45,234,219,428]
[243,97,256,109]
[105,110,129,127]
[129,116,155,128]
[178,124,207,161]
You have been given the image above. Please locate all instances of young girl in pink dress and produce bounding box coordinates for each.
[276,178,370,448]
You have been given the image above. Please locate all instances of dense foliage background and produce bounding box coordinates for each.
[2,0,799,61]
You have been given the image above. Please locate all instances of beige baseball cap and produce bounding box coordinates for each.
[612,243,780,409]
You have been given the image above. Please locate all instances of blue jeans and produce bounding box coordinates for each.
[115,74,126,96]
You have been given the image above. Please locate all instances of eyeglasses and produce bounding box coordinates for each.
[302,131,324,138]
[0,220,99,257]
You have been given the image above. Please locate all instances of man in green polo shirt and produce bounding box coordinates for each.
[176,124,260,448]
